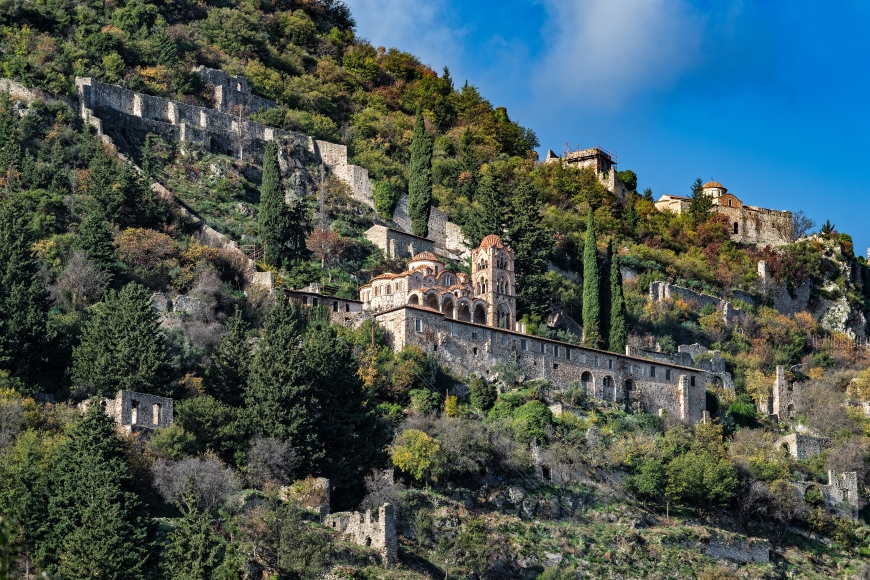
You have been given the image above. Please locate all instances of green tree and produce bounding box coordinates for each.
[258,141,309,268]
[0,94,22,192]
[643,187,653,202]
[408,108,433,237]
[71,282,171,397]
[34,406,148,577]
[462,171,501,247]
[469,378,497,411]
[581,210,601,347]
[608,241,627,354]
[206,307,251,407]
[665,451,737,512]
[616,169,637,193]
[391,429,443,482]
[76,211,117,280]
[456,126,479,201]
[0,195,49,391]
[175,395,246,466]
[153,27,179,67]
[688,177,713,226]
[507,184,552,317]
[160,483,225,580]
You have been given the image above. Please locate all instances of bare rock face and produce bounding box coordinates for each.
[820,294,868,339]
[151,292,169,314]
[506,485,526,505]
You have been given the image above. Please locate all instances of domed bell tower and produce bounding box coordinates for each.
[471,235,516,329]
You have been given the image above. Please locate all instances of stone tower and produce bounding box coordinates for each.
[471,235,516,329]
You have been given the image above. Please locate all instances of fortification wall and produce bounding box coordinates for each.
[390,194,469,258]
[374,306,706,422]
[364,225,435,259]
[716,205,791,247]
[75,76,370,203]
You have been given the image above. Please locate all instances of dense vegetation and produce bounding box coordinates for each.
[0,0,870,578]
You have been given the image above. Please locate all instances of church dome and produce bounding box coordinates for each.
[410,251,441,262]
[703,181,726,190]
[479,234,506,251]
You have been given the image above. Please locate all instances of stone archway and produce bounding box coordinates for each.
[601,376,614,401]
[498,304,511,329]
[425,293,439,310]
[408,294,420,305]
[442,296,455,318]
[473,304,487,325]
[581,371,593,397]
[457,303,471,322]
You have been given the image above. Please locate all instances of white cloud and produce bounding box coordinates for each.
[534,0,705,108]
[343,0,464,72]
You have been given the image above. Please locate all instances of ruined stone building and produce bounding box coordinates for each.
[324,504,398,567]
[92,390,174,433]
[543,146,630,200]
[776,433,831,460]
[363,235,710,422]
[627,342,734,391]
[655,181,792,246]
[364,225,435,260]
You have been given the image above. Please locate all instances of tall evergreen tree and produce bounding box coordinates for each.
[462,171,501,247]
[688,177,713,226]
[582,210,601,347]
[456,126,479,201]
[609,240,628,354]
[154,27,179,67]
[160,484,224,579]
[258,141,309,267]
[0,195,49,391]
[206,307,251,407]
[0,94,22,192]
[76,211,116,280]
[245,300,319,469]
[408,108,433,237]
[622,195,639,237]
[506,184,552,318]
[71,282,171,397]
[34,406,148,577]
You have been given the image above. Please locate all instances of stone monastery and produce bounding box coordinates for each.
[655,181,792,246]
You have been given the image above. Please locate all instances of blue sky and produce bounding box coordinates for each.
[345,0,870,257]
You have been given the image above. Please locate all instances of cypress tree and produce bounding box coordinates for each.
[206,306,251,407]
[408,108,433,237]
[507,183,552,318]
[457,126,479,201]
[582,210,601,347]
[71,282,171,397]
[688,177,712,226]
[77,211,117,280]
[609,240,628,354]
[259,140,289,267]
[34,405,148,577]
[160,484,224,579]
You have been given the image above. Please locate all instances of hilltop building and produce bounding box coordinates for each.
[543,146,630,200]
[655,181,792,246]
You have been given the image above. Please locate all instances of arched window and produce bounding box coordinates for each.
[733,222,739,234]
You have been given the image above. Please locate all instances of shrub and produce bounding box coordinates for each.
[511,401,553,445]
[409,389,441,415]
[469,378,497,411]
[372,179,402,221]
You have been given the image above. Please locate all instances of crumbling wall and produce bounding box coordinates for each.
[390,194,469,258]
[324,504,397,567]
[364,225,435,259]
[776,433,830,460]
[100,390,174,432]
[825,471,859,520]
[649,281,746,326]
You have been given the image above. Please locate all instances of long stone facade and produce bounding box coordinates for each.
[373,305,707,422]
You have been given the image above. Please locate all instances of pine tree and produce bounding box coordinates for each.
[507,184,552,318]
[582,210,601,347]
[622,195,639,237]
[154,27,179,67]
[34,406,148,577]
[688,177,713,226]
[206,307,251,407]
[77,211,116,280]
[609,240,628,354]
[408,108,433,237]
[0,195,49,391]
[160,484,224,579]
[463,171,501,247]
[0,94,22,193]
[71,282,171,397]
[245,300,320,470]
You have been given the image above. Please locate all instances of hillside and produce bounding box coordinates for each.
[0,1,870,579]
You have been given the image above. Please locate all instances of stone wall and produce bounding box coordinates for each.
[770,365,797,419]
[101,390,174,432]
[776,433,830,460]
[715,204,792,247]
[364,225,435,259]
[390,194,469,259]
[825,471,859,519]
[374,306,707,422]
[285,290,363,328]
[649,281,746,326]
[75,76,371,204]
[324,504,398,567]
